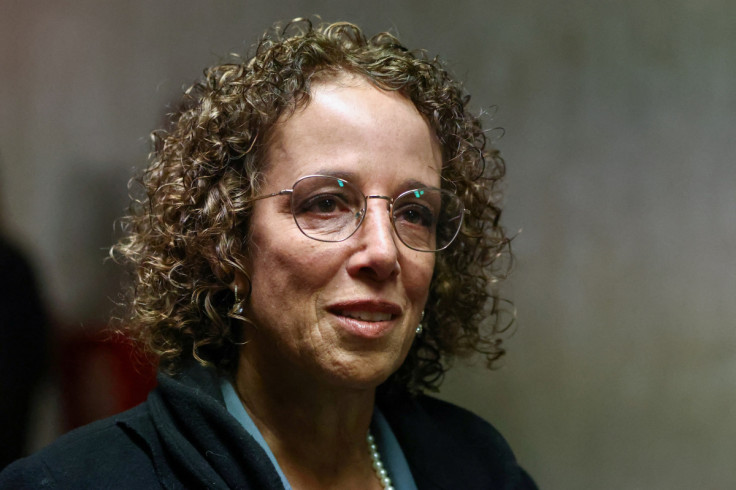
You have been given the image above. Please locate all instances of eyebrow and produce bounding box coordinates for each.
[403,178,434,190]
[311,169,436,191]
[313,169,359,181]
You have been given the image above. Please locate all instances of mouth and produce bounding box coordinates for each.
[334,310,395,322]
[328,300,402,338]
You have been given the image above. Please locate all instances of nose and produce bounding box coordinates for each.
[345,197,400,281]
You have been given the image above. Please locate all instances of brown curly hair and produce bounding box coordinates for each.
[113,18,513,392]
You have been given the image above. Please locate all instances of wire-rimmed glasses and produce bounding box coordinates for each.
[248,175,465,252]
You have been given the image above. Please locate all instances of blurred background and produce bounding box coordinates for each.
[1,0,734,487]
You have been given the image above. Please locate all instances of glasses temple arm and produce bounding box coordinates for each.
[247,189,294,203]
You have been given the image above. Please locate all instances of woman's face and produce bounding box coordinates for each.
[240,75,442,391]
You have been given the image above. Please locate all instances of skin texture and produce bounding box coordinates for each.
[233,75,442,488]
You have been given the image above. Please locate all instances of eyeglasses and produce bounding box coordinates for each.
[248,175,465,252]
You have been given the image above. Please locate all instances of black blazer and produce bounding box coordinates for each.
[0,364,536,489]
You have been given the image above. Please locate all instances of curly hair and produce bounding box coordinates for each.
[113,18,513,392]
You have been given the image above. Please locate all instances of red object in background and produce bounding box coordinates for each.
[57,328,157,431]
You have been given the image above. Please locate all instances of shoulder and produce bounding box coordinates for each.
[393,393,516,460]
[413,394,500,428]
[414,394,516,451]
[378,391,537,489]
[0,404,159,489]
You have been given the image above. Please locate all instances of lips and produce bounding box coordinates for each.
[336,310,394,322]
[328,300,402,338]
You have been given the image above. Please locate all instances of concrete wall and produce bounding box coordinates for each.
[2,0,734,487]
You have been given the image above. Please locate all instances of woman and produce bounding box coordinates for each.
[1,20,536,489]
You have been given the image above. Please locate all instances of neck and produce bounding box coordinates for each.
[234,347,382,489]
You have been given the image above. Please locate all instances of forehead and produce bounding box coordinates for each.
[264,74,443,190]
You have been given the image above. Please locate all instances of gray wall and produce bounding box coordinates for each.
[2,1,734,488]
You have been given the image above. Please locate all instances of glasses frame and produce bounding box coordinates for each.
[247,174,465,252]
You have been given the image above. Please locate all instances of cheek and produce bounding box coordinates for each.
[406,255,435,300]
[247,237,341,312]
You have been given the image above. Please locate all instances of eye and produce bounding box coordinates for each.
[394,203,435,228]
[297,193,352,216]
[314,196,337,213]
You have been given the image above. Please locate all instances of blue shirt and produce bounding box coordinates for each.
[220,379,417,490]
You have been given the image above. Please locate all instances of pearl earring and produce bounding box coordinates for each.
[416,311,425,335]
[233,285,245,315]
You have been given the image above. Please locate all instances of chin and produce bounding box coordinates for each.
[320,354,401,391]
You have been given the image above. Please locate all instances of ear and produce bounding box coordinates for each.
[230,270,252,298]
[204,239,250,294]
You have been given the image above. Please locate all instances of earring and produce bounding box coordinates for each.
[416,311,425,335]
[233,285,245,315]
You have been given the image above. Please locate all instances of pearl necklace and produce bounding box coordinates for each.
[367,432,394,490]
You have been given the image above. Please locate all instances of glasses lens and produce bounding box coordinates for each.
[393,189,464,252]
[290,176,364,242]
